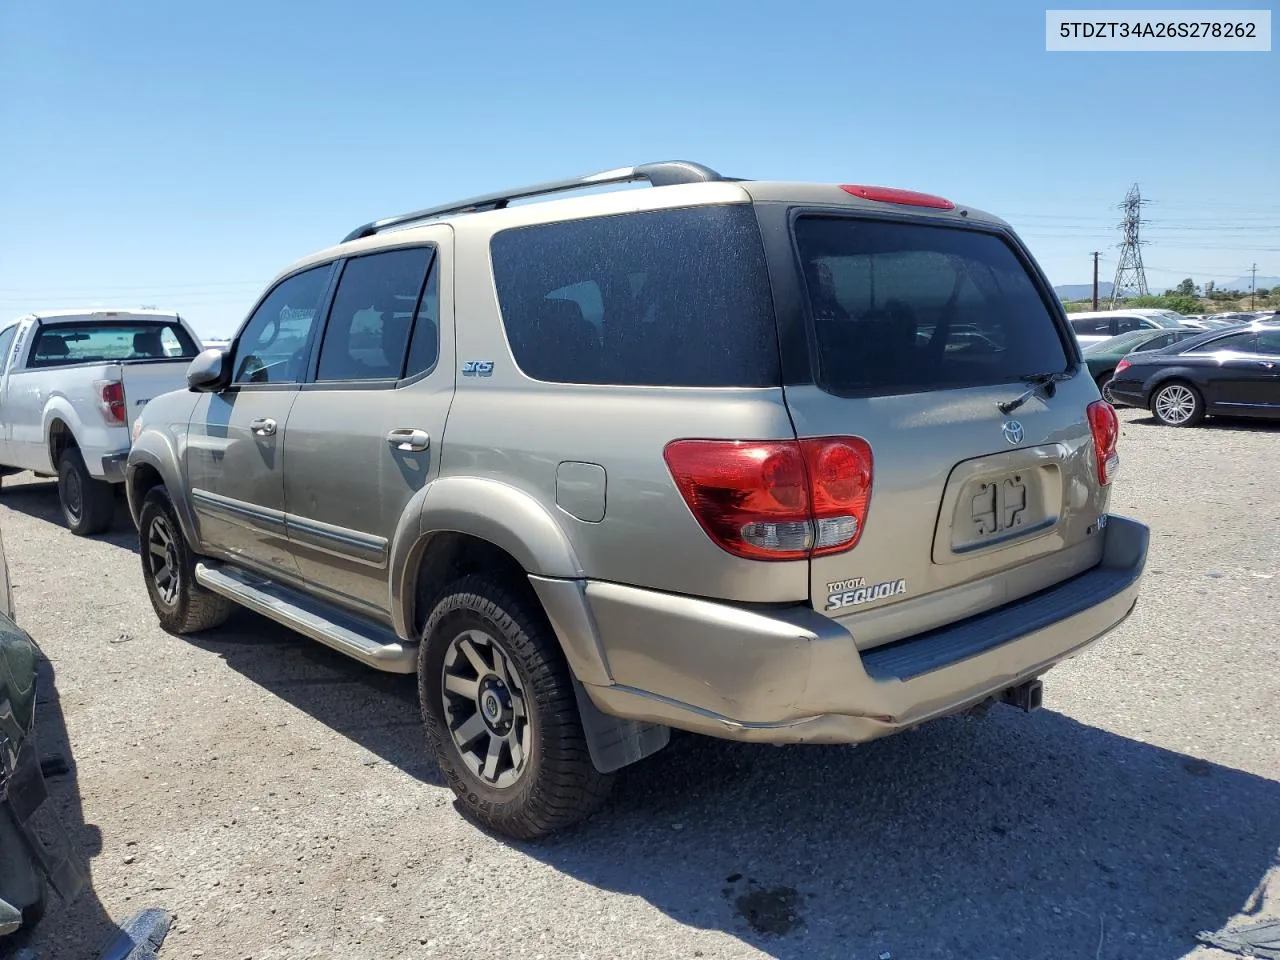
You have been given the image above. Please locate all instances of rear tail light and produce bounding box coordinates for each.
[663,437,873,561]
[95,380,126,425]
[1114,359,1131,376]
[840,184,955,210]
[1087,400,1120,485]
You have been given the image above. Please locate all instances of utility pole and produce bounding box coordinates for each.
[1250,263,1258,309]
[1091,252,1101,309]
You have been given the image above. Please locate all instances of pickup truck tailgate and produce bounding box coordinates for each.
[120,360,192,423]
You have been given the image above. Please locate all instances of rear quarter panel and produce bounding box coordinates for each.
[436,223,810,603]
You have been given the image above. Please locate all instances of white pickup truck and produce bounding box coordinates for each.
[0,310,203,535]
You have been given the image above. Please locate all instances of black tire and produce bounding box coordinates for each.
[56,448,115,536]
[1150,380,1205,427]
[418,575,613,839]
[137,487,233,634]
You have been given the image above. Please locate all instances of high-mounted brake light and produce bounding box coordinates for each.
[1087,400,1120,485]
[663,437,874,561]
[95,379,126,425]
[840,184,955,210]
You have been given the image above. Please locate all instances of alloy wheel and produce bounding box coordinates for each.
[441,629,531,789]
[146,515,181,606]
[1155,384,1197,424]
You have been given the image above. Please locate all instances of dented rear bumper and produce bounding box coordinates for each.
[542,515,1148,744]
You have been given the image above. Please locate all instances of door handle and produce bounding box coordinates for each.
[386,428,430,452]
[249,417,277,437]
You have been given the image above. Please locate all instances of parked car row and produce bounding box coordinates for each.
[1107,320,1280,426]
[1067,305,1279,424]
[1082,328,1205,397]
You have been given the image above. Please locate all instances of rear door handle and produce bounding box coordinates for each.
[249,417,277,437]
[386,428,430,452]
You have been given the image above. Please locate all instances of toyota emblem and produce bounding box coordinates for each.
[1002,420,1025,445]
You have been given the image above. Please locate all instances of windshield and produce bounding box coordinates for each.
[793,217,1069,397]
[1148,314,1184,329]
[29,321,200,368]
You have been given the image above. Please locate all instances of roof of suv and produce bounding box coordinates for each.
[279,160,1010,283]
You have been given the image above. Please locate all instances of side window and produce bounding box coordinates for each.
[1071,317,1111,336]
[403,253,441,379]
[1188,332,1257,354]
[490,205,778,387]
[1114,316,1143,334]
[1133,333,1171,352]
[316,247,435,383]
[1253,330,1280,356]
[234,266,333,385]
[0,327,17,372]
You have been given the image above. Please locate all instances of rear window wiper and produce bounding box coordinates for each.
[998,371,1074,415]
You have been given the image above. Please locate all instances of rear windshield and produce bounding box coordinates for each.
[490,204,779,387]
[793,217,1070,396]
[28,321,200,368]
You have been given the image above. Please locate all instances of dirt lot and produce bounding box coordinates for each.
[5,408,1278,960]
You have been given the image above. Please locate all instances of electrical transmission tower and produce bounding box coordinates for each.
[1111,183,1150,305]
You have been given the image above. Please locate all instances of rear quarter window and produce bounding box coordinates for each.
[793,217,1070,397]
[490,205,779,387]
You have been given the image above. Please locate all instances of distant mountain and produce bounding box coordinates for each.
[1055,282,1114,301]
[1216,276,1280,291]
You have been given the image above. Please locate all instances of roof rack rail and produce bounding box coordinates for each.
[341,160,726,243]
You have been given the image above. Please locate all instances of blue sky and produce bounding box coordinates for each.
[1,1,1276,337]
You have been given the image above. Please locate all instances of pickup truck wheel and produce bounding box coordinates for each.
[57,448,115,536]
[419,575,613,839]
[138,488,233,634]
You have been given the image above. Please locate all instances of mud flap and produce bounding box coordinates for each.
[572,679,670,774]
[4,739,86,903]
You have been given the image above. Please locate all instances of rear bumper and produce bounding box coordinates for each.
[100,451,129,483]
[553,515,1148,744]
[1106,380,1147,408]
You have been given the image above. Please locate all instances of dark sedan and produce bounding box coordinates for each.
[1107,321,1280,426]
[1082,328,1204,395]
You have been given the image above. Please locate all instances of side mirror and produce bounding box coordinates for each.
[186,348,228,392]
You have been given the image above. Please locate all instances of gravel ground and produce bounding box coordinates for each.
[4,408,1278,960]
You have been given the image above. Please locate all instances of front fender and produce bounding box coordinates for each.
[388,476,584,637]
[126,395,201,548]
